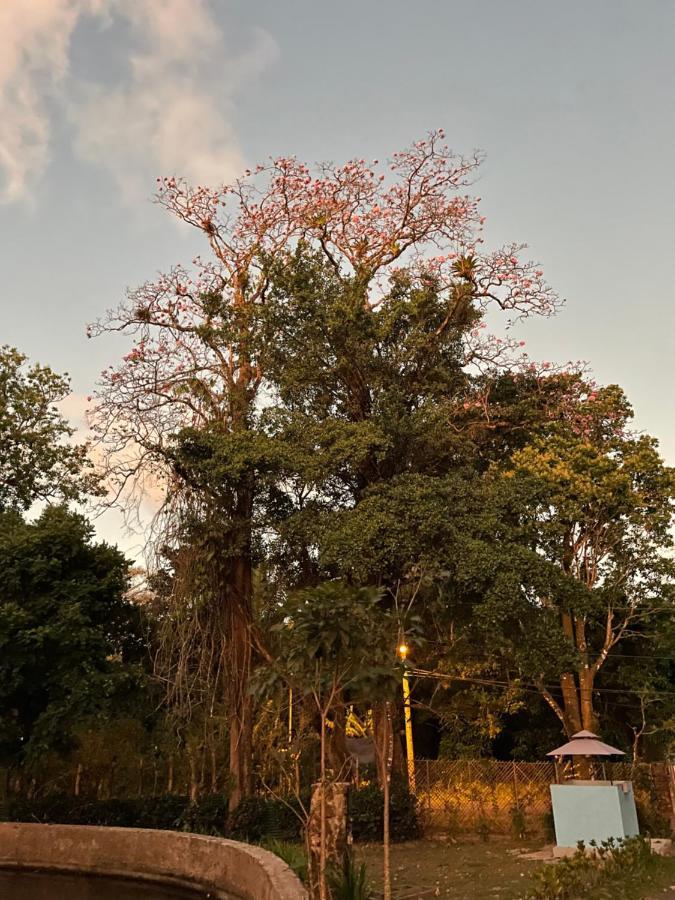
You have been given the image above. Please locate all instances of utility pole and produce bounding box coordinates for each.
[398,643,416,793]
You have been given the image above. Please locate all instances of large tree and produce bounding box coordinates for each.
[91,132,557,803]
[468,381,675,738]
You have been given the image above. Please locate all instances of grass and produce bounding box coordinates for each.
[355,836,544,899]
[353,838,675,899]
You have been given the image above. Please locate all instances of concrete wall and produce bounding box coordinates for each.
[0,823,308,900]
[550,782,639,848]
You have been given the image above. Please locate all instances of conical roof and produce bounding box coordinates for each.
[546,730,624,758]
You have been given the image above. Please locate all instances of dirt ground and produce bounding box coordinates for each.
[355,837,675,900]
[356,836,544,899]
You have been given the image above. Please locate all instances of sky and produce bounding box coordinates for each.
[1,0,674,554]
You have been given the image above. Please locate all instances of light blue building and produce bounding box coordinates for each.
[547,730,639,848]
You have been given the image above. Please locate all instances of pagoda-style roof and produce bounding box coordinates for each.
[546,730,625,758]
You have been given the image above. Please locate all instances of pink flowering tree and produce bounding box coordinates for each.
[89,132,560,805]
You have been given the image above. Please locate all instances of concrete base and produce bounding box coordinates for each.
[0,823,307,900]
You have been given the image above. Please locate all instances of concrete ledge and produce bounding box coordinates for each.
[0,823,308,900]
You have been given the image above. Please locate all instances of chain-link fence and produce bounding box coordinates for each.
[410,759,675,835]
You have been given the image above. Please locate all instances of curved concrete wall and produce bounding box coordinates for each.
[0,823,307,900]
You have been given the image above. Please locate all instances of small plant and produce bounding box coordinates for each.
[476,815,490,842]
[328,852,374,900]
[540,810,555,843]
[262,839,308,884]
[510,806,527,840]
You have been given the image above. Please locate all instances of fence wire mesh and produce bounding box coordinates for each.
[410,759,674,834]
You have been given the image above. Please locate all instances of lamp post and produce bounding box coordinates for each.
[398,643,416,793]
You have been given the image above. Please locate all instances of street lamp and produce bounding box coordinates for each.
[398,642,416,793]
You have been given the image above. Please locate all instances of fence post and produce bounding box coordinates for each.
[512,760,519,809]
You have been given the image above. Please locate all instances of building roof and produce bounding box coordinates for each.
[546,729,625,758]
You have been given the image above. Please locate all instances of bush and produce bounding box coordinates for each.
[349,777,420,842]
[635,796,672,838]
[526,836,657,899]
[228,795,304,842]
[9,793,204,832]
[181,793,230,835]
[136,795,190,830]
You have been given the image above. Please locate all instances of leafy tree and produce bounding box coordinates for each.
[477,383,675,737]
[0,347,97,511]
[0,506,143,764]
[267,581,400,900]
[91,132,556,806]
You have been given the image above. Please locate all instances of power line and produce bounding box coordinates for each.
[419,639,675,663]
[412,668,675,699]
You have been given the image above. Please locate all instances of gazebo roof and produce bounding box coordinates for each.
[546,729,625,758]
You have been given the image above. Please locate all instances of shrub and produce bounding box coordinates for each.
[228,795,304,843]
[9,793,194,832]
[635,796,672,838]
[181,794,229,836]
[349,777,420,842]
[136,795,190,830]
[526,836,657,899]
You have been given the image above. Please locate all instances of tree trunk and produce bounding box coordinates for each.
[328,700,349,776]
[319,711,328,900]
[167,755,174,794]
[372,705,387,787]
[74,763,82,798]
[226,481,254,813]
[382,702,392,900]
[188,750,199,803]
[210,741,218,793]
[579,666,596,732]
[560,672,582,737]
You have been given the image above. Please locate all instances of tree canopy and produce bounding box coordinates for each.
[0,506,142,765]
[0,347,98,512]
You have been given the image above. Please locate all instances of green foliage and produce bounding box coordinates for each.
[0,346,98,511]
[635,796,672,838]
[8,792,235,834]
[8,794,188,830]
[0,506,145,764]
[262,839,309,884]
[526,836,657,899]
[180,793,231,835]
[328,851,374,900]
[228,795,304,842]
[349,778,420,842]
[272,581,401,703]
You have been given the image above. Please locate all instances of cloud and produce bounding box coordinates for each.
[0,0,86,202]
[0,0,278,204]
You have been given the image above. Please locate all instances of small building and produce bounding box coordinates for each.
[547,730,639,849]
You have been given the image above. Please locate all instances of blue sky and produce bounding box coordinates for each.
[2,0,674,550]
